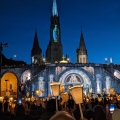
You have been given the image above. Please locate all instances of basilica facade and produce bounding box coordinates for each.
[1,0,120,98]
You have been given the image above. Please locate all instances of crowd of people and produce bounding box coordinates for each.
[0,95,120,120]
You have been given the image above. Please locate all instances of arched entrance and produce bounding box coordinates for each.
[1,72,18,98]
[59,69,92,94]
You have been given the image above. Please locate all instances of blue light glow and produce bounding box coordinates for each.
[53,25,59,41]
[52,0,58,16]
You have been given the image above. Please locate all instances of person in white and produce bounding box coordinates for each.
[49,74,54,96]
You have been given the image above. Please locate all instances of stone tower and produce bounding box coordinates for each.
[31,30,43,64]
[76,31,88,63]
[46,0,63,63]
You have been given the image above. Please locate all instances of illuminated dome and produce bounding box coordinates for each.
[60,60,68,63]
[60,55,69,63]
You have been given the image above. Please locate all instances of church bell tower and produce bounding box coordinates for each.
[46,0,63,64]
[76,31,88,63]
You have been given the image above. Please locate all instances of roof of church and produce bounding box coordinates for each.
[79,31,87,50]
[32,30,41,51]
[2,54,26,66]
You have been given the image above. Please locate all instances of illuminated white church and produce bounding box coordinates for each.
[1,0,120,98]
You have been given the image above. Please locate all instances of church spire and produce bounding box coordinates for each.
[31,29,43,64]
[32,29,41,52]
[79,30,86,51]
[52,0,58,16]
[46,0,62,64]
[76,30,88,63]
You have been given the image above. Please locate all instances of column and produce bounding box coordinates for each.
[106,76,111,94]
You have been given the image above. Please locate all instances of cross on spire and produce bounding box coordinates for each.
[62,55,65,61]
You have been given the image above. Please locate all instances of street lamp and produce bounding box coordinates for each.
[0,42,8,96]
[50,82,60,112]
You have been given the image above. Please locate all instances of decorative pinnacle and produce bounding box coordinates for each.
[52,0,58,16]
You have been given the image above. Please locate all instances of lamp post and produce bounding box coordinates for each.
[69,85,84,120]
[0,42,8,96]
[50,82,60,112]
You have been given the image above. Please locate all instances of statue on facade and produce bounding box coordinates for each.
[49,74,54,96]
[69,74,78,83]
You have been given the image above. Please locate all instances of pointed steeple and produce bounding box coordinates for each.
[79,31,86,51]
[31,29,43,64]
[46,0,62,64]
[32,29,41,52]
[76,30,88,63]
[52,0,58,16]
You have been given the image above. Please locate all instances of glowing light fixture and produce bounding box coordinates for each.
[60,85,65,93]
[31,95,35,102]
[50,82,60,112]
[103,88,106,93]
[69,85,84,120]
[60,92,69,105]
[69,85,83,104]
[9,97,13,102]
[26,92,29,97]
[50,82,60,97]
[0,96,3,102]
[98,97,102,102]
[109,88,114,94]
[36,90,41,97]
[117,95,120,101]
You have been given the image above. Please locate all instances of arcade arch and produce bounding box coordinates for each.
[59,69,92,94]
[1,72,18,98]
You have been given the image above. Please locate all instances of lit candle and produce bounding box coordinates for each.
[0,97,3,102]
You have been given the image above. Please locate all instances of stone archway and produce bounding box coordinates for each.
[1,72,18,98]
[59,69,93,94]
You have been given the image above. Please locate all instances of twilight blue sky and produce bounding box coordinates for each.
[0,0,120,64]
